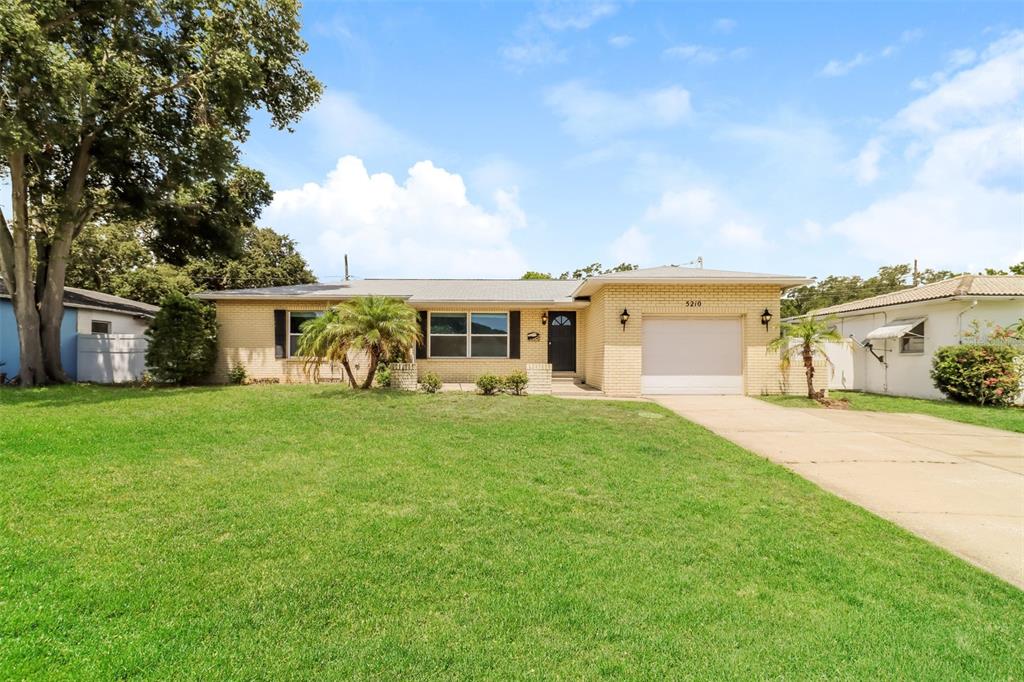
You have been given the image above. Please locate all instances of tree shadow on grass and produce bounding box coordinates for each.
[0,383,233,410]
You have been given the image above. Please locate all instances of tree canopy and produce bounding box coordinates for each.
[521,263,639,280]
[65,221,316,306]
[0,0,321,384]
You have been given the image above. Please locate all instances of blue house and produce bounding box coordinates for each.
[0,283,157,383]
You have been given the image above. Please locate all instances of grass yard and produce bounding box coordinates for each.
[1,385,1022,679]
[759,390,1024,433]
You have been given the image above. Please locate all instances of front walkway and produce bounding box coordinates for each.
[653,395,1024,589]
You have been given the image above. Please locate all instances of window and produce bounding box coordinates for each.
[288,311,322,357]
[91,320,111,334]
[900,321,925,354]
[429,312,508,358]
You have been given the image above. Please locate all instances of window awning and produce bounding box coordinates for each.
[865,318,926,340]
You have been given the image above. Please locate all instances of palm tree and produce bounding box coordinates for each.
[336,296,422,389]
[768,316,842,399]
[295,308,359,388]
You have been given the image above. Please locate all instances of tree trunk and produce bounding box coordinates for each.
[38,227,76,383]
[1,152,48,386]
[360,348,379,389]
[341,356,358,389]
[803,343,815,399]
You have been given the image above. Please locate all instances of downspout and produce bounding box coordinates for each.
[957,299,978,344]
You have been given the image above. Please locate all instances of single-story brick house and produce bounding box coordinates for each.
[197,265,812,396]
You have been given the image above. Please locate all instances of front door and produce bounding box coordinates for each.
[547,311,576,372]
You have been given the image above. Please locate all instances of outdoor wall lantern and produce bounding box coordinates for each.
[541,312,548,325]
[620,308,630,330]
[760,308,773,330]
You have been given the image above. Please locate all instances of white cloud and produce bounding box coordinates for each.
[719,221,766,248]
[853,137,885,184]
[610,226,653,264]
[538,2,618,31]
[793,219,824,242]
[308,91,422,159]
[893,31,1024,133]
[500,40,568,69]
[821,52,869,77]
[608,34,634,48]
[820,28,922,77]
[545,81,692,141]
[712,18,737,34]
[664,44,722,64]
[831,32,1024,270]
[644,187,719,225]
[264,156,528,278]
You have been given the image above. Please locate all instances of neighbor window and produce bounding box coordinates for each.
[900,321,925,354]
[91,320,111,334]
[288,311,322,357]
[429,312,508,358]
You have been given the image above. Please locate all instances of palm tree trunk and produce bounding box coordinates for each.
[341,355,358,388]
[360,348,379,389]
[803,342,815,399]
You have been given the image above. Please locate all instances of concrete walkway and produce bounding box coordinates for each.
[652,395,1024,589]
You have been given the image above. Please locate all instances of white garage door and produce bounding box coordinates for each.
[641,318,743,394]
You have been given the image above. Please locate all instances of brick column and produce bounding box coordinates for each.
[390,363,418,391]
[525,363,552,395]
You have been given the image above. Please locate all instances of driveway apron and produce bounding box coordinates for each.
[653,395,1024,589]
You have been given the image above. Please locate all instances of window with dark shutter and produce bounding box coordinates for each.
[509,311,521,359]
[416,311,427,359]
[273,310,286,359]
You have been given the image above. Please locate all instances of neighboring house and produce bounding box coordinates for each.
[196,265,812,396]
[808,275,1023,400]
[0,283,157,383]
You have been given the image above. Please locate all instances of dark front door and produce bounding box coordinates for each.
[548,311,576,372]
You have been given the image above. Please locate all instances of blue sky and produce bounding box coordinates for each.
[245,2,1024,281]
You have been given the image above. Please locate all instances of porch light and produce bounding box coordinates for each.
[541,312,548,325]
[760,308,773,330]
[620,308,630,330]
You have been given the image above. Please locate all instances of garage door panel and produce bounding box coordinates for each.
[641,318,742,395]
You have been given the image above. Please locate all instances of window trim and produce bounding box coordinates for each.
[427,312,510,359]
[91,320,112,334]
[286,311,323,358]
[899,320,926,355]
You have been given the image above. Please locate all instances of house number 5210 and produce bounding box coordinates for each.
[685,300,702,307]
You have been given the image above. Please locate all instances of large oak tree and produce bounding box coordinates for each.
[0,0,320,385]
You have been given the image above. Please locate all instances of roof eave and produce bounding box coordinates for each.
[571,276,813,297]
[812,293,1022,317]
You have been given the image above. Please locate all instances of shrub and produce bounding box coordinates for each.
[144,292,218,385]
[931,344,1022,406]
[502,370,529,395]
[227,363,248,385]
[420,372,442,393]
[476,374,502,395]
[375,364,392,388]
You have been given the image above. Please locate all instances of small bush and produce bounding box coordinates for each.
[502,370,529,395]
[375,364,392,388]
[476,374,502,395]
[145,292,218,385]
[227,363,248,385]
[421,372,442,393]
[931,344,1022,406]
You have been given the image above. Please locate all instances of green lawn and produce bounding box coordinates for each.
[759,390,1024,433]
[1,385,1022,679]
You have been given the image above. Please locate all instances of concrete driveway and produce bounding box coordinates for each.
[653,395,1024,589]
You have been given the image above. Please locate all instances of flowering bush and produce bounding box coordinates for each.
[930,344,1022,406]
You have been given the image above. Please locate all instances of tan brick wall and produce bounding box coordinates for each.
[213,301,556,385]
[212,284,790,394]
[581,288,606,389]
[591,283,785,397]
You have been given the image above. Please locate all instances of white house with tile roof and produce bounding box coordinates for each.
[809,275,1024,400]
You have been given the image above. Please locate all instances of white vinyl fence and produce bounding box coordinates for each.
[77,334,148,383]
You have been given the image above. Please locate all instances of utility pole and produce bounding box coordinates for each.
[913,258,919,286]
[344,254,350,281]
